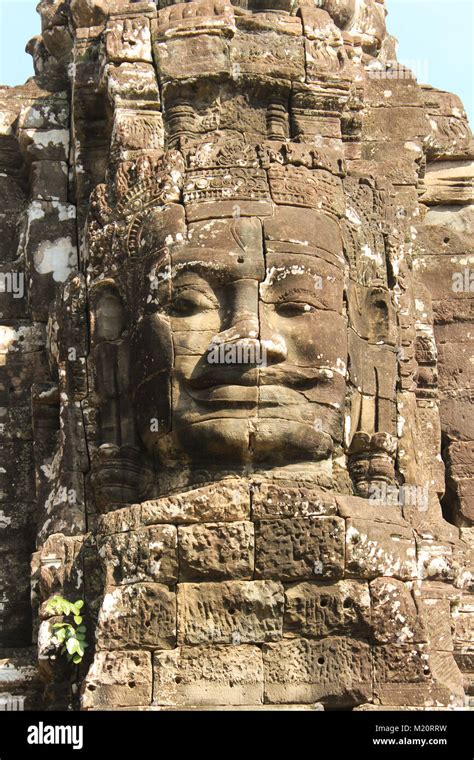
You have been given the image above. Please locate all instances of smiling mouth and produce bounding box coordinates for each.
[186,366,334,395]
[185,384,257,404]
[184,380,330,406]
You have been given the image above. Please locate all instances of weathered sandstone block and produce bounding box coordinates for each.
[153,645,264,706]
[178,521,254,581]
[370,578,426,644]
[98,525,178,587]
[177,580,284,644]
[96,583,176,650]
[82,651,152,709]
[263,637,373,706]
[255,517,345,581]
[345,519,417,580]
[284,580,371,639]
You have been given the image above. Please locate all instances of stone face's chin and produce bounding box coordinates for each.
[151,418,334,466]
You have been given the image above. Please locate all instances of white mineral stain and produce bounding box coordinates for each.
[28,201,46,221]
[0,512,11,528]
[34,237,77,282]
[346,207,361,225]
[30,129,69,153]
[51,201,76,221]
[0,326,16,363]
[100,591,120,618]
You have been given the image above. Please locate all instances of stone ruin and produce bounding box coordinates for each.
[0,0,472,711]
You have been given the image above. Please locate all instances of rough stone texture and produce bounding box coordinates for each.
[98,524,178,586]
[251,483,338,519]
[0,648,42,709]
[178,522,254,581]
[370,578,427,645]
[177,580,284,645]
[255,517,345,581]
[81,650,152,709]
[96,583,176,650]
[373,644,465,707]
[0,0,472,712]
[153,645,264,707]
[284,580,371,639]
[263,637,373,707]
[345,518,418,580]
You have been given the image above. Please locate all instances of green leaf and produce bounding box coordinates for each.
[45,595,62,614]
[70,601,84,616]
[66,638,78,656]
[45,597,87,664]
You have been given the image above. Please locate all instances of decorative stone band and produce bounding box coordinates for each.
[268,164,345,218]
[183,167,271,204]
[153,0,237,40]
[87,138,348,267]
[91,444,147,511]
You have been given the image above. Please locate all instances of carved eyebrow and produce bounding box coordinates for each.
[265,241,345,268]
[168,263,230,289]
[172,255,264,286]
[271,287,324,303]
[262,264,324,285]
[172,260,229,275]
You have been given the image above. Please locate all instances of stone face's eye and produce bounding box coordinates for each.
[276,301,317,317]
[169,288,217,316]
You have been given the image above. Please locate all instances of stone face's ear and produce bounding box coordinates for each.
[89,281,138,457]
[129,312,174,453]
[90,281,125,345]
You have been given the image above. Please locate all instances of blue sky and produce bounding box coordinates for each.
[0,0,472,124]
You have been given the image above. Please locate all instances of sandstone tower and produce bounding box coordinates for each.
[0,0,472,710]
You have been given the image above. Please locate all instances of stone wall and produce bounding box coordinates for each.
[0,0,472,711]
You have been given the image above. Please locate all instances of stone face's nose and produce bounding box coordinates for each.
[259,333,288,365]
[212,318,259,345]
[211,278,259,347]
[209,279,287,365]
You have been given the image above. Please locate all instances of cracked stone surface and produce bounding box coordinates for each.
[0,0,472,711]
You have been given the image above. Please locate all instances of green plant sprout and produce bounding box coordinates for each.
[45,595,88,665]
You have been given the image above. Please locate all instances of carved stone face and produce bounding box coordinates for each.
[131,204,348,467]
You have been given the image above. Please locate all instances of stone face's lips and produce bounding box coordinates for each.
[259,367,336,387]
[187,366,334,391]
[185,385,257,404]
[187,371,257,390]
[184,380,333,406]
